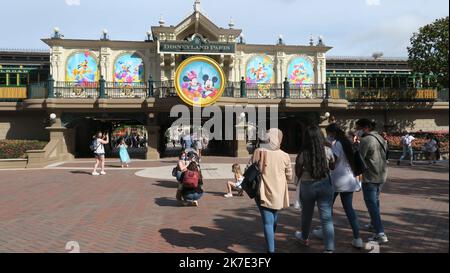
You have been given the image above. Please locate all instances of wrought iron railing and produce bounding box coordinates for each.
[54,82,99,99]
[105,82,147,99]
[245,83,283,99]
[19,77,449,103]
[339,87,444,102]
[289,84,326,99]
[223,82,240,98]
[154,80,177,98]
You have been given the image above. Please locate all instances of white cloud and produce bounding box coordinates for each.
[65,0,80,6]
[366,0,381,6]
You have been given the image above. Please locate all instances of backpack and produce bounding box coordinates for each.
[182,170,200,189]
[89,139,99,152]
[241,163,262,199]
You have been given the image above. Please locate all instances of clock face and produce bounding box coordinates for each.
[175,56,226,107]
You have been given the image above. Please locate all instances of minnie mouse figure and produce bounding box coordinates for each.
[183,71,203,96]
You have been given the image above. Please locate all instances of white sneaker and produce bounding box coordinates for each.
[368,233,389,244]
[100,171,106,175]
[92,172,100,176]
[352,238,364,249]
[192,201,199,207]
[312,228,324,240]
[224,193,233,198]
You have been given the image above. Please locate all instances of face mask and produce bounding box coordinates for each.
[327,136,335,143]
[181,156,186,161]
[356,130,365,138]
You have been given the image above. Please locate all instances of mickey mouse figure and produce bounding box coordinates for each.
[202,74,218,98]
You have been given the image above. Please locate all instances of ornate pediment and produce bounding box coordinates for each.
[151,0,241,42]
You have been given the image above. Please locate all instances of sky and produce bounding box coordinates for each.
[0,0,448,57]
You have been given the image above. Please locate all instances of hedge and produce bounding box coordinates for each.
[0,140,48,159]
[386,131,449,152]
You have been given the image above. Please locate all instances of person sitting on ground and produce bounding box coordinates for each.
[224,163,244,198]
[178,161,203,207]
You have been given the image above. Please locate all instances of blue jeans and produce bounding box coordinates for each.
[256,201,279,253]
[183,192,203,202]
[300,178,335,251]
[362,183,385,234]
[334,192,360,239]
[400,146,413,163]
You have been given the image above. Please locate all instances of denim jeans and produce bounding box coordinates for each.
[183,192,203,202]
[400,146,414,163]
[334,192,360,239]
[256,201,279,253]
[300,177,335,251]
[362,183,385,234]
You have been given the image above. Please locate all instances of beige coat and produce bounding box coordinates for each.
[252,148,293,210]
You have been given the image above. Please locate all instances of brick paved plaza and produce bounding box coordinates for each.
[0,157,448,253]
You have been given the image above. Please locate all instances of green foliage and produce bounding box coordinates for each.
[408,16,449,88]
[0,140,47,159]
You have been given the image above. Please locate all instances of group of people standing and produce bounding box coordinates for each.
[250,119,389,253]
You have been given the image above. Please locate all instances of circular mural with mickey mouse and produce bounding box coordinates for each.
[175,56,226,107]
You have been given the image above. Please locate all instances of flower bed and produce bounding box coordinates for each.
[385,131,449,152]
[0,140,48,159]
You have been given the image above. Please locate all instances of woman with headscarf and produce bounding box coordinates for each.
[250,128,293,253]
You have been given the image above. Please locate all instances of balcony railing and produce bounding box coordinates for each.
[290,84,326,99]
[331,87,448,102]
[54,82,99,99]
[105,82,147,99]
[246,83,283,99]
[14,77,450,103]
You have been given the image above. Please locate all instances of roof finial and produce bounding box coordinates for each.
[159,14,166,26]
[194,0,201,12]
[228,17,235,29]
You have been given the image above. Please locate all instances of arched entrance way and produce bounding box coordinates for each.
[63,113,147,158]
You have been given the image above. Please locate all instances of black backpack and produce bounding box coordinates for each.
[241,163,262,199]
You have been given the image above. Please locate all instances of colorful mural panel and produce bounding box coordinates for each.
[246,55,274,84]
[66,51,99,85]
[175,56,225,107]
[287,56,314,85]
[114,53,144,84]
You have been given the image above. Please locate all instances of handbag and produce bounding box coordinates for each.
[172,166,179,177]
[241,163,262,199]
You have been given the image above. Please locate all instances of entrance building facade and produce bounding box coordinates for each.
[0,0,448,166]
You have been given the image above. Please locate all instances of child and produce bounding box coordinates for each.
[224,163,244,198]
[117,138,131,168]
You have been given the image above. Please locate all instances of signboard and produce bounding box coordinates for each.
[159,35,235,55]
[174,56,226,107]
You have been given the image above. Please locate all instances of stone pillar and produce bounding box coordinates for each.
[235,118,249,157]
[146,115,161,160]
[46,114,75,161]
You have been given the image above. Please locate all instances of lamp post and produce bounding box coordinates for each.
[101,29,109,41]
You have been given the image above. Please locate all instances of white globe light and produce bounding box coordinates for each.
[240,112,246,119]
[103,29,108,34]
[50,113,57,120]
[325,112,331,118]
[54,27,60,32]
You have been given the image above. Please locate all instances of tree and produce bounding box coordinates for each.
[408,16,449,88]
